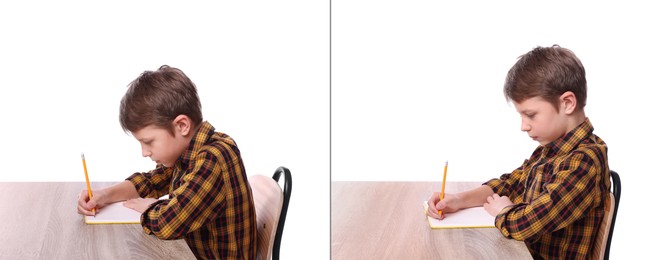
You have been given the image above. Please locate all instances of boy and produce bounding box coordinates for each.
[77,65,257,259]
[427,45,610,259]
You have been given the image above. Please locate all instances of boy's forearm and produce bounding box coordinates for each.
[457,185,495,209]
[102,180,141,203]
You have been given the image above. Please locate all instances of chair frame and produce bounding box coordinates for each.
[605,170,620,260]
[271,166,292,260]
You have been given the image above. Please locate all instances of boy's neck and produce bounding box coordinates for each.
[183,123,204,145]
[566,110,587,132]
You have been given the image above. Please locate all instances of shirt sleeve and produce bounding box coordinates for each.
[126,165,174,199]
[139,150,232,240]
[493,151,603,241]
[483,158,531,203]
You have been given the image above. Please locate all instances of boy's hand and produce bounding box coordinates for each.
[426,192,461,220]
[123,198,158,213]
[77,189,108,216]
[483,193,514,217]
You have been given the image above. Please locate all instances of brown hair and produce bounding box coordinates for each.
[119,65,203,134]
[504,45,587,110]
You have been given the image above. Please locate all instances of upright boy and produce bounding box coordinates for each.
[77,65,257,259]
[427,45,610,259]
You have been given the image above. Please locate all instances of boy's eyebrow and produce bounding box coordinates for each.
[137,137,153,142]
[517,108,535,113]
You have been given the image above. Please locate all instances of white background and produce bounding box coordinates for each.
[333,1,659,259]
[0,1,329,259]
[2,0,659,259]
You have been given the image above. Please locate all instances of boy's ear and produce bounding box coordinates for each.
[172,115,192,136]
[559,91,577,114]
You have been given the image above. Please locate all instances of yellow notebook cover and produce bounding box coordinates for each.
[422,201,495,229]
[85,201,141,224]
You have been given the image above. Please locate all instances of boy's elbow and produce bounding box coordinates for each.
[508,230,530,241]
[150,227,186,240]
[499,226,536,241]
[143,221,187,240]
[504,221,552,243]
[496,214,541,242]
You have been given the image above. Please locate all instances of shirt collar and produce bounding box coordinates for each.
[543,118,594,157]
[177,121,215,168]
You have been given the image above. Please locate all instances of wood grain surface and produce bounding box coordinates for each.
[0,182,195,260]
[331,181,532,260]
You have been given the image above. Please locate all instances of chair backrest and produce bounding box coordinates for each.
[605,170,621,260]
[250,167,292,260]
[591,170,621,260]
[592,192,615,260]
[251,174,283,260]
[271,167,292,260]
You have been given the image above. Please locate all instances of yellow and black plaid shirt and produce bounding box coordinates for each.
[484,118,609,259]
[127,121,257,260]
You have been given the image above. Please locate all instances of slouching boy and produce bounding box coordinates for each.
[78,65,257,259]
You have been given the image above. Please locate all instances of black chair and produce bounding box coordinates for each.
[592,170,621,260]
[251,166,292,260]
[271,167,292,260]
[605,170,620,260]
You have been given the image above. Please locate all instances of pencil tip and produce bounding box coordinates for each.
[81,153,85,160]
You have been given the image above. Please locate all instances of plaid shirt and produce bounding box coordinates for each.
[127,121,257,259]
[484,118,609,259]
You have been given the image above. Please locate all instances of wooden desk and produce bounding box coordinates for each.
[0,182,196,259]
[331,181,532,259]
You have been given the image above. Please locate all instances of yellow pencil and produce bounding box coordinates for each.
[438,160,448,215]
[81,153,95,215]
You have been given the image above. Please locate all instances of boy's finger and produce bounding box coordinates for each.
[427,201,437,212]
[426,208,436,218]
[78,199,90,209]
[77,204,93,216]
[84,198,98,210]
[436,200,444,210]
[426,204,440,219]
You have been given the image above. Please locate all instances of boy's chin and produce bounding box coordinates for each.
[161,162,174,167]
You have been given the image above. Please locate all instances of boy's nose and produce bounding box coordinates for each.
[141,148,151,157]
[521,121,531,132]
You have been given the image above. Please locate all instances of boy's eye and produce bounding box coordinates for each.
[526,113,536,119]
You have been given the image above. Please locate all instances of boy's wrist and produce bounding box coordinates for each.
[95,188,109,204]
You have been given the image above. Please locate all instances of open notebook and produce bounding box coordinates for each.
[85,201,141,224]
[422,201,495,229]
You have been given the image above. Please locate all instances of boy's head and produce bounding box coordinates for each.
[119,65,203,134]
[120,65,203,166]
[504,45,588,145]
[504,45,587,111]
